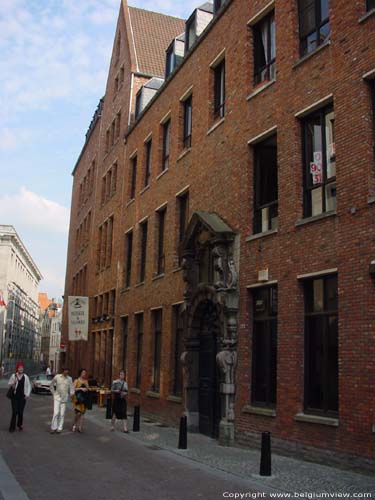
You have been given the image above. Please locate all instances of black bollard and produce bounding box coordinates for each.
[259,431,272,476]
[105,395,112,419]
[133,405,140,432]
[178,415,187,449]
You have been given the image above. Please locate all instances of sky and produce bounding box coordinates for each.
[0,0,203,300]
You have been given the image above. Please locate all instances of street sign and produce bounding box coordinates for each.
[68,296,89,341]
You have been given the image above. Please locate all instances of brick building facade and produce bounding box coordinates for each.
[63,0,375,468]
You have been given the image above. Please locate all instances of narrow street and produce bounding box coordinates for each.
[0,386,261,500]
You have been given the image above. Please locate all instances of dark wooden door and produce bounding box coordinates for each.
[199,320,220,438]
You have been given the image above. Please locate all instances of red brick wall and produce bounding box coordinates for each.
[63,0,375,462]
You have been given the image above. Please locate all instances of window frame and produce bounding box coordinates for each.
[144,140,152,188]
[156,208,166,275]
[124,231,133,288]
[152,309,162,393]
[253,11,276,85]
[302,105,336,218]
[183,96,193,149]
[298,0,330,56]
[213,59,225,119]
[135,314,143,389]
[139,220,148,283]
[130,155,137,200]
[251,285,278,408]
[162,120,171,171]
[367,0,375,11]
[172,305,184,396]
[303,274,338,417]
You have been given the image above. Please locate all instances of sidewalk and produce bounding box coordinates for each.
[85,402,375,496]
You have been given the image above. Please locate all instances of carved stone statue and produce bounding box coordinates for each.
[212,245,227,288]
[216,349,237,385]
[227,258,238,289]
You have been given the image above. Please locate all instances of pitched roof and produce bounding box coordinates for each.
[128,6,185,78]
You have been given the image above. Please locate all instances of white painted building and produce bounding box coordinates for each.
[0,225,42,372]
[49,305,62,373]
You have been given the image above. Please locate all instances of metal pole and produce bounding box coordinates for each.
[133,405,140,432]
[178,415,187,449]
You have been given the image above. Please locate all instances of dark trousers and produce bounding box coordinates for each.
[9,398,26,431]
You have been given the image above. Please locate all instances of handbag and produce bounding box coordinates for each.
[6,386,14,399]
[75,390,87,404]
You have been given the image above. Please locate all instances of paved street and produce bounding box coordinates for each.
[1,380,375,500]
[0,384,274,500]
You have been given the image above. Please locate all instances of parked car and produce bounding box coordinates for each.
[31,373,54,394]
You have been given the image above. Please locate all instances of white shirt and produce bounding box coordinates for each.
[8,373,31,397]
[50,374,74,403]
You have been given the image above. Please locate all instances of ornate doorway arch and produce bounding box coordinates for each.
[180,212,239,446]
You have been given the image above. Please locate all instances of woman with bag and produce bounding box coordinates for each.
[72,368,89,433]
[7,362,31,432]
[110,369,129,433]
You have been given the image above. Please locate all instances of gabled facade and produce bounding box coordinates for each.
[63,0,375,469]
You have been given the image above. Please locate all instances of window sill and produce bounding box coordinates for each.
[359,8,375,23]
[172,266,182,273]
[130,388,141,394]
[156,168,169,181]
[167,395,182,404]
[242,405,276,417]
[140,185,150,195]
[246,79,276,102]
[368,195,375,205]
[246,228,278,242]
[121,286,131,294]
[207,117,225,136]
[126,198,135,208]
[293,40,330,70]
[134,281,145,288]
[294,413,338,427]
[152,273,165,281]
[295,210,336,227]
[177,147,192,162]
[146,391,160,399]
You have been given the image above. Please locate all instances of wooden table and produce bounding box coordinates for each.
[98,389,112,407]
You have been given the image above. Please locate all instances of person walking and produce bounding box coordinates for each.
[72,368,89,433]
[110,369,129,433]
[49,367,74,434]
[8,362,31,432]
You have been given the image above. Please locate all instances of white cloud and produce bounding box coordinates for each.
[0,128,17,150]
[0,187,70,235]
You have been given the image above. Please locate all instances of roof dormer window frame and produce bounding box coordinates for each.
[165,41,176,79]
[185,12,197,52]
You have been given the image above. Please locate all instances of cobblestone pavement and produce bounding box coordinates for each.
[1,379,374,500]
[85,404,375,496]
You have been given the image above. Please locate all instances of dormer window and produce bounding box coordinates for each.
[185,3,214,53]
[213,0,223,14]
[135,90,142,120]
[134,78,164,120]
[186,15,197,51]
[165,35,185,79]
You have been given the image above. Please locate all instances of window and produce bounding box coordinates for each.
[253,11,276,85]
[116,112,121,139]
[130,155,137,200]
[367,0,375,10]
[186,15,197,51]
[213,59,225,119]
[106,216,113,267]
[140,220,148,283]
[115,32,121,64]
[298,0,330,56]
[304,275,338,416]
[124,231,133,288]
[178,192,189,264]
[165,44,175,78]
[135,91,142,120]
[302,106,336,217]
[251,286,277,408]
[214,0,223,14]
[183,96,193,149]
[172,305,184,396]
[121,317,128,371]
[162,120,170,171]
[156,209,166,275]
[253,135,278,233]
[144,140,152,187]
[135,314,143,388]
[111,162,117,195]
[106,130,110,153]
[111,121,115,146]
[152,309,162,392]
